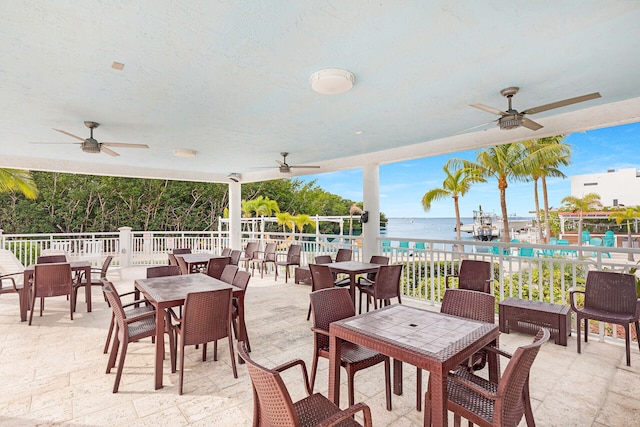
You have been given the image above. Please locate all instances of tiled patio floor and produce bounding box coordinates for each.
[1,266,639,426]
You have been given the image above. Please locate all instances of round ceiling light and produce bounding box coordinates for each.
[173,148,197,158]
[309,68,355,95]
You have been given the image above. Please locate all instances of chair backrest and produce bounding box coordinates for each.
[206,256,231,279]
[495,329,550,426]
[548,237,558,245]
[172,248,192,255]
[366,255,390,280]
[314,255,332,264]
[37,254,67,264]
[584,271,638,315]
[230,250,242,265]
[175,256,190,275]
[146,265,181,278]
[335,248,352,262]
[590,237,603,247]
[399,241,410,249]
[244,242,259,259]
[262,243,277,262]
[518,247,535,257]
[603,231,615,247]
[33,263,72,298]
[414,241,426,250]
[556,239,569,246]
[373,264,403,300]
[581,230,591,243]
[102,280,129,336]
[310,288,355,350]
[182,288,233,346]
[232,270,251,292]
[221,247,232,257]
[309,264,335,292]
[220,264,239,284]
[0,249,25,285]
[457,260,492,293]
[286,245,301,264]
[98,255,114,278]
[237,342,300,426]
[167,253,178,266]
[440,288,496,324]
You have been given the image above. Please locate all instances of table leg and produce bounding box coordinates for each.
[84,266,92,312]
[328,332,342,405]
[21,271,32,322]
[430,368,447,427]
[154,303,165,390]
[393,358,403,395]
[237,294,249,364]
[349,273,357,306]
[488,338,500,383]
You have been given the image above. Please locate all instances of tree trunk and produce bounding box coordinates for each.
[533,178,542,243]
[627,220,635,262]
[454,196,464,252]
[541,174,551,243]
[499,178,510,242]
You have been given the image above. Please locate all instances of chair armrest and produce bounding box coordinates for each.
[122,299,151,309]
[484,344,512,360]
[569,288,585,311]
[357,276,374,286]
[317,401,373,427]
[0,275,18,291]
[448,370,498,401]
[124,309,156,324]
[167,307,181,324]
[445,274,459,289]
[272,358,311,395]
[311,327,330,337]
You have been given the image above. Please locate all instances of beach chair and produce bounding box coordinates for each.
[557,239,577,257]
[381,240,391,253]
[581,230,591,244]
[398,241,410,255]
[590,237,611,258]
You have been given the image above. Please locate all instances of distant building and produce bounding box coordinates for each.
[570,168,640,207]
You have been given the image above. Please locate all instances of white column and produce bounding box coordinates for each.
[229,182,242,250]
[362,164,380,261]
[118,226,132,267]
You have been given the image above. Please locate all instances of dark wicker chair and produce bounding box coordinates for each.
[306,264,336,321]
[167,252,178,267]
[221,247,232,257]
[446,259,492,293]
[356,255,390,313]
[36,254,68,264]
[333,249,354,286]
[416,288,496,411]
[205,256,231,280]
[424,329,550,427]
[237,341,373,427]
[73,255,113,311]
[275,244,301,283]
[315,255,333,264]
[102,281,168,393]
[239,242,259,272]
[175,255,191,275]
[169,288,237,394]
[220,264,238,284]
[147,265,181,278]
[357,264,403,313]
[0,272,25,316]
[172,248,192,255]
[570,270,640,366]
[309,287,392,411]
[231,270,251,351]
[251,242,277,279]
[229,250,242,266]
[29,262,74,325]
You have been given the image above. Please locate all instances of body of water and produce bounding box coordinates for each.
[381,217,475,241]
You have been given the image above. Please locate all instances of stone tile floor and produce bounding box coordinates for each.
[1,266,639,426]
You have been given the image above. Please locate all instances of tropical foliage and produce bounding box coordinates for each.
[608,206,640,261]
[0,168,38,199]
[561,193,602,246]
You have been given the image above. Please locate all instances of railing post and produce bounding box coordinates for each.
[118,227,132,267]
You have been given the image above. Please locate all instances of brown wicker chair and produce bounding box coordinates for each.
[169,288,237,394]
[175,255,192,275]
[570,270,640,366]
[0,273,25,316]
[29,262,74,325]
[424,328,550,427]
[172,248,192,255]
[231,270,251,351]
[356,255,390,313]
[306,264,336,321]
[357,264,403,313]
[36,254,68,264]
[229,250,242,266]
[239,242,259,272]
[416,288,497,411]
[220,264,238,284]
[72,255,113,311]
[446,259,493,294]
[237,341,373,427]
[309,287,392,411]
[275,244,301,283]
[147,265,181,278]
[251,242,277,279]
[168,253,178,267]
[221,247,232,257]
[333,249,354,286]
[206,256,231,280]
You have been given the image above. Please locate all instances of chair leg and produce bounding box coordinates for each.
[307,303,312,321]
[104,314,115,354]
[635,321,640,353]
[28,292,36,325]
[576,316,582,354]
[310,352,319,392]
[112,340,128,393]
[416,367,422,411]
[107,326,120,372]
[214,340,218,361]
[624,324,631,366]
[347,368,355,408]
[423,376,432,427]
[179,342,186,395]
[228,333,238,378]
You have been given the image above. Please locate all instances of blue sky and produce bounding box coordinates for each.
[300,122,640,218]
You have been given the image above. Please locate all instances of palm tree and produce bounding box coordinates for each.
[0,168,38,199]
[421,165,485,243]
[292,214,315,241]
[448,142,538,242]
[560,193,602,246]
[348,203,363,238]
[608,206,640,262]
[276,212,294,233]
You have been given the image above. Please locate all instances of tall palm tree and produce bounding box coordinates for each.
[421,165,485,243]
[448,142,537,242]
[348,203,363,238]
[0,168,38,199]
[608,206,640,262]
[292,214,315,241]
[560,193,602,246]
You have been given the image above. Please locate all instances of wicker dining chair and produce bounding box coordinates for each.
[424,328,550,427]
[570,270,640,366]
[175,255,191,275]
[167,252,178,267]
[333,248,354,286]
[416,288,497,411]
[220,264,238,284]
[206,256,231,280]
[221,247,232,257]
[314,255,333,265]
[73,255,113,311]
[231,270,251,351]
[29,262,74,325]
[237,341,373,427]
[251,242,277,279]
[446,259,493,294]
[172,248,192,255]
[229,250,242,266]
[355,255,390,313]
[239,242,259,272]
[306,264,336,321]
[36,254,68,264]
[357,264,403,313]
[169,288,237,394]
[309,287,392,411]
[275,244,301,283]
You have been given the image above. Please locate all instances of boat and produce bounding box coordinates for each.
[459,206,531,241]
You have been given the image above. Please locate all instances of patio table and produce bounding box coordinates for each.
[176,253,228,273]
[328,304,499,427]
[328,261,380,305]
[22,261,92,321]
[134,273,244,390]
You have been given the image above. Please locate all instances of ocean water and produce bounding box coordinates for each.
[381,217,475,241]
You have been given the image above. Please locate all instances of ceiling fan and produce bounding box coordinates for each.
[469,87,601,131]
[31,121,149,156]
[276,152,320,173]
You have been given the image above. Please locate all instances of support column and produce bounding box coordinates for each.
[118,226,132,267]
[229,182,242,250]
[362,164,380,261]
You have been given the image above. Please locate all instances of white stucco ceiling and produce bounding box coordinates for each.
[1,1,639,183]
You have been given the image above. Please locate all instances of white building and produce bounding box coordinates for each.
[571,168,640,207]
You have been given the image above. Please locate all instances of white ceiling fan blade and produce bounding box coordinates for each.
[53,128,85,141]
[102,142,149,149]
[522,117,543,131]
[290,165,321,169]
[455,120,497,134]
[470,103,508,116]
[522,92,601,115]
[30,141,80,145]
[276,160,286,167]
[100,145,120,156]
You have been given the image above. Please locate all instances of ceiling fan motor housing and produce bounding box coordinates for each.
[81,139,101,153]
[499,114,524,130]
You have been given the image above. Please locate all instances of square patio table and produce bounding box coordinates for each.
[134,273,243,390]
[329,304,499,427]
[22,261,92,321]
[328,261,380,304]
[176,253,228,273]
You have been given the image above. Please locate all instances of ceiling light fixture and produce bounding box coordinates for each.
[173,148,197,158]
[111,61,125,70]
[309,68,355,94]
[227,173,241,182]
